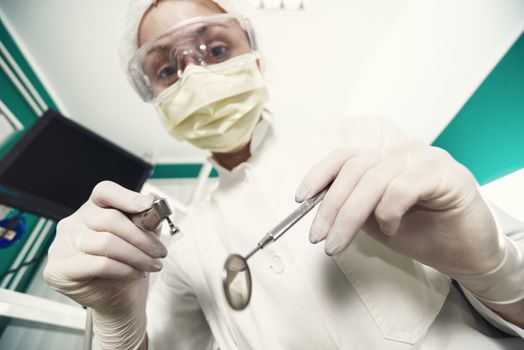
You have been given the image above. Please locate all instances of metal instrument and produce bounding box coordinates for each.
[130,195,180,235]
[222,186,329,311]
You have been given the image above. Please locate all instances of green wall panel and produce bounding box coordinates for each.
[0,19,58,112]
[433,32,524,185]
[0,69,36,127]
[0,17,59,304]
[151,163,218,179]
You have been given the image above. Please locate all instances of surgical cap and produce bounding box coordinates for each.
[119,0,235,73]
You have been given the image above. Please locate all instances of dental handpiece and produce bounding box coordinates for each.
[130,195,180,235]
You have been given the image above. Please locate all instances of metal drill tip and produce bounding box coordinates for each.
[166,217,180,235]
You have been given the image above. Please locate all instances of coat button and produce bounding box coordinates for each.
[269,255,285,274]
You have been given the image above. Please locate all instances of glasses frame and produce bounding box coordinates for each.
[128,13,259,102]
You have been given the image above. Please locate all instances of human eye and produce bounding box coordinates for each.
[206,42,230,63]
[156,64,178,82]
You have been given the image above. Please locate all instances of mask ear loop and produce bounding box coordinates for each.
[238,16,265,73]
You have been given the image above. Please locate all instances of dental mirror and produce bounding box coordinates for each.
[223,254,252,310]
[222,185,329,311]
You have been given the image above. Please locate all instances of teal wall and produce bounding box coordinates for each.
[150,163,218,179]
[0,18,57,126]
[0,18,59,335]
[0,18,56,294]
[433,32,524,185]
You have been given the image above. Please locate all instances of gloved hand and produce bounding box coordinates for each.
[296,141,524,304]
[44,181,168,349]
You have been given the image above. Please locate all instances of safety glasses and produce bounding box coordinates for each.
[128,13,258,101]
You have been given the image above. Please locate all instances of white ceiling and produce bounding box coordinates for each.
[1,0,523,163]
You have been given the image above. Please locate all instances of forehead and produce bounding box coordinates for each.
[138,0,225,47]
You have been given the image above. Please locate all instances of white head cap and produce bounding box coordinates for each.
[119,0,235,73]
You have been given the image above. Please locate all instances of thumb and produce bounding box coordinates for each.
[89,181,153,214]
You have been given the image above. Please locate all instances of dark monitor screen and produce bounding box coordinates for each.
[0,109,152,220]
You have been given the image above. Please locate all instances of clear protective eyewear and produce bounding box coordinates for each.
[223,186,330,311]
[128,13,258,102]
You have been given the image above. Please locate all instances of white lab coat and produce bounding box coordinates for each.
[146,114,524,349]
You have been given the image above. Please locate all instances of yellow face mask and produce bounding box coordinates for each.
[154,53,269,153]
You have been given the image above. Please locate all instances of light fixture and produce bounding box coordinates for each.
[247,0,306,10]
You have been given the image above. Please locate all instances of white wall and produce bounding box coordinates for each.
[343,1,524,142]
[0,0,523,163]
[482,169,524,222]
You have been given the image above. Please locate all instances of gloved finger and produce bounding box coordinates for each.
[324,156,403,256]
[373,147,469,235]
[153,225,163,238]
[382,139,424,156]
[295,148,359,203]
[46,254,145,282]
[84,205,167,259]
[374,175,422,236]
[90,180,154,214]
[309,151,381,243]
[77,230,163,273]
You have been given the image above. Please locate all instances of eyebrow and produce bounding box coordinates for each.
[146,45,169,57]
[145,23,228,56]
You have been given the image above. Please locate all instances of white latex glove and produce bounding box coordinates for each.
[296,141,524,303]
[44,181,168,349]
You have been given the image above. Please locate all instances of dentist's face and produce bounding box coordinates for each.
[137,1,251,97]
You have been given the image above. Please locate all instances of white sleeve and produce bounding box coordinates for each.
[461,204,524,338]
[146,245,216,350]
